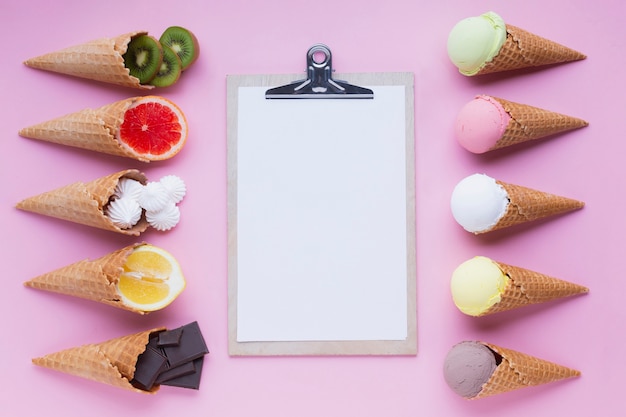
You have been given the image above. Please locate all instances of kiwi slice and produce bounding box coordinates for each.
[159,26,199,71]
[150,45,182,87]
[123,35,163,84]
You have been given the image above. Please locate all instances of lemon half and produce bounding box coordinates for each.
[117,244,186,312]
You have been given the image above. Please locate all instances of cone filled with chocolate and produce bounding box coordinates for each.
[24,243,186,314]
[33,322,209,393]
[33,328,162,393]
[444,341,580,399]
[19,96,188,162]
[451,256,588,316]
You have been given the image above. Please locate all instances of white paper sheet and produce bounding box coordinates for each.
[236,85,408,342]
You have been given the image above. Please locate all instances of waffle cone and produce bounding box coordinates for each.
[480,261,588,316]
[473,342,581,399]
[15,169,149,236]
[24,31,153,89]
[32,327,165,393]
[483,180,584,233]
[477,24,586,75]
[18,97,153,161]
[490,96,588,151]
[25,243,148,313]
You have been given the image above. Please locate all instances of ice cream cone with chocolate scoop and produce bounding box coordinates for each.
[24,242,186,314]
[18,96,188,162]
[24,31,154,89]
[16,169,149,235]
[450,173,584,234]
[455,95,588,154]
[444,341,580,399]
[32,327,165,393]
[447,11,585,76]
[451,256,588,316]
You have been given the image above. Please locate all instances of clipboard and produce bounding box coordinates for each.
[227,45,416,356]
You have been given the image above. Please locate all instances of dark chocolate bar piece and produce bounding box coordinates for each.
[160,357,204,390]
[155,360,196,384]
[133,322,209,391]
[131,346,168,391]
[157,327,183,347]
[161,321,209,368]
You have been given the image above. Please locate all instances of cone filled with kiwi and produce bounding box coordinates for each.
[24,26,199,89]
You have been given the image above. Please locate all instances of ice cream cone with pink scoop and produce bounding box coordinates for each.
[455,95,588,154]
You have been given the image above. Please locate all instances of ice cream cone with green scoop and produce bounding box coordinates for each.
[447,11,585,76]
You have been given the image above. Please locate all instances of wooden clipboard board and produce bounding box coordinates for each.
[227,45,416,356]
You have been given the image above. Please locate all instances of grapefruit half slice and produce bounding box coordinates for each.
[118,96,188,161]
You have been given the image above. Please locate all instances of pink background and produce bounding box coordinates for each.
[1,0,623,415]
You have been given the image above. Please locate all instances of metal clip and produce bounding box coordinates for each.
[265,44,374,99]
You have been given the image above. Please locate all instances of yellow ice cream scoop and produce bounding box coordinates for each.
[451,256,509,316]
[450,256,588,317]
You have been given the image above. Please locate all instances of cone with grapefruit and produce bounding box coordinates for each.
[19,96,188,162]
[25,243,186,314]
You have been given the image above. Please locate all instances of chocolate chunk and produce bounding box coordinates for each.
[157,327,183,347]
[132,346,168,391]
[161,321,209,368]
[155,360,196,384]
[160,357,205,389]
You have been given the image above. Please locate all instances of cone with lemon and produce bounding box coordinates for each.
[19,96,188,162]
[25,243,186,314]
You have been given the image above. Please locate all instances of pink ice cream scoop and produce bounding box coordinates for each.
[454,95,588,154]
[454,95,511,154]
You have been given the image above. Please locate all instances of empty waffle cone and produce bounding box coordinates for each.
[474,342,581,399]
[24,31,153,89]
[482,261,588,316]
[477,24,586,75]
[488,180,584,233]
[490,96,588,151]
[32,327,164,393]
[15,169,148,236]
[25,243,147,313]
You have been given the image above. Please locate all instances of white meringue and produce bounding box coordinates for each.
[139,181,170,212]
[159,175,187,204]
[146,202,180,231]
[106,197,142,229]
[113,178,144,201]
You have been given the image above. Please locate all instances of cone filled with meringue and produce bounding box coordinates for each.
[16,169,186,235]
